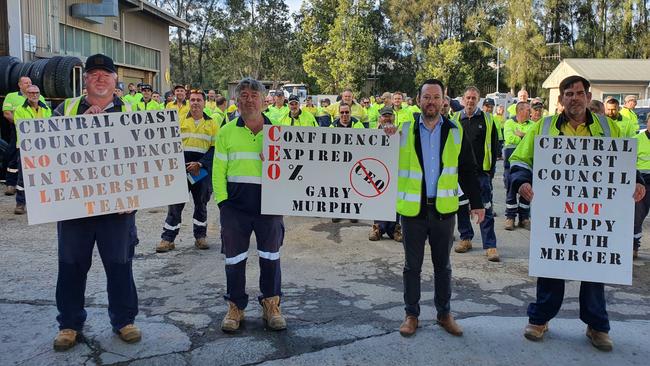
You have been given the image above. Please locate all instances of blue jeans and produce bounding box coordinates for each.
[527,277,609,332]
[456,174,497,248]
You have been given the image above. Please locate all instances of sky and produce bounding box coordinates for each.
[286,0,303,14]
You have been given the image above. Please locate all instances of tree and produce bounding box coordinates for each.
[417,39,473,95]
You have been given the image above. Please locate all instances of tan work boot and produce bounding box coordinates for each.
[486,248,500,262]
[260,296,287,331]
[437,313,463,336]
[524,322,548,341]
[519,219,531,230]
[4,185,16,196]
[454,239,472,253]
[117,324,142,343]
[399,315,418,337]
[504,218,515,231]
[53,329,79,351]
[586,326,613,352]
[393,224,403,242]
[221,301,245,332]
[156,239,175,253]
[368,224,382,241]
[195,237,209,250]
[14,204,26,215]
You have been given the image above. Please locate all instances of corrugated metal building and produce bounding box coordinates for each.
[543,58,650,106]
[0,0,188,92]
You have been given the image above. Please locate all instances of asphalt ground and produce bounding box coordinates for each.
[1,163,649,365]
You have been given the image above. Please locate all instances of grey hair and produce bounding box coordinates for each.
[235,77,266,98]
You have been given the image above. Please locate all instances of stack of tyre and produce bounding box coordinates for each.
[0,56,82,98]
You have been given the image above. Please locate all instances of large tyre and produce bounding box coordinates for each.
[0,56,20,94]
[8,62,25,92]
[55,57,83,98]
[28,58,49,94]
[43,56,63,98]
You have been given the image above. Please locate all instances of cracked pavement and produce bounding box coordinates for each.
[1,165,649,365]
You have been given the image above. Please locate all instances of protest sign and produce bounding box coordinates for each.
[18,110,189,225]
[262,125,398,220]
[530,136,636,285]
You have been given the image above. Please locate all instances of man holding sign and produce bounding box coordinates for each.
[213,78,287,333]
[509,75,646,351]
[385,79,485,337]
[48,55,142,350]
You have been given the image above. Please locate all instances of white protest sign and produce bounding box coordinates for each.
[530,136,636,285]
[261,125,398,220]
[18,110,189,225]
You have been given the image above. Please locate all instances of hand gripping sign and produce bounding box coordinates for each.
[262,125,398,221]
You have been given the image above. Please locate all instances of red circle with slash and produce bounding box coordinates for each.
[349,158,390,198]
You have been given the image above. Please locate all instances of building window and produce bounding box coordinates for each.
[58,25,160,72]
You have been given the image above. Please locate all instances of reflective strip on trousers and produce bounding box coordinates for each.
[193,219,207,227]
[164,223,181,231]
[227,176,262,184]
[634,233,643,239]
[397,191,420,202]
[506,204,519,209]
[16,185,24,191]
[258,250,280,260]
[519,203,530,209]
[6,168,18,173]
[225,252,248,265]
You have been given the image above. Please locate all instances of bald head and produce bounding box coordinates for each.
[517,89,529,102]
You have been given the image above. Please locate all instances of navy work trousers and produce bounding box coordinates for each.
[220,205,284,310]
[633,180,650,250]
[456,174,497,248]
[56,213,139,332]
[527,277,609,332]
[162,178,211,241]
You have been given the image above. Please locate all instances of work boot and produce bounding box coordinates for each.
[14,204,26,215]
[519,219,531,230]
[195,237,209,250]
[586,326,613,352]
[350,219,359,223]
[437,313,463,336]
[633,249,639,259]
[393,224,403,242]
[116,324,142,343]
[454,240,472,253]
[524,322,548,341]
[221,301,245,332]
[368,224,382,241]
[260,296,287,331]
[331,218,341,223]
[486,248,500,262]
[53,329,79,351]
[504,218,515,231]
[156,239,175,253]
[4,185,16,196]
[399,315,418,337]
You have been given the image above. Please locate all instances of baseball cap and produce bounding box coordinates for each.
[288,95,300,103]
[450,99,464,112]
[140,83,153,91]
[483,98,495,106]
[85,54,116,73]
[380,106,394,115]
[274,90,284,97]
[531,101,544,110]
[173,84,185,91]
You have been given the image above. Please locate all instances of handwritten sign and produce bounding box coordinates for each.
[530,136,636,285]
[18,110,189,224]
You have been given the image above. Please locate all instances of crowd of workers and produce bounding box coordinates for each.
[1,53,648,355]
